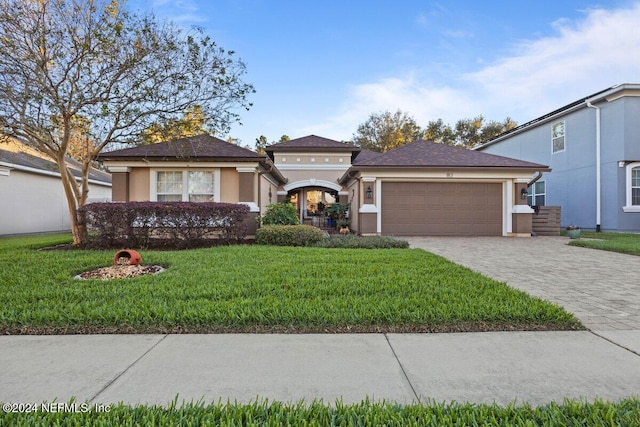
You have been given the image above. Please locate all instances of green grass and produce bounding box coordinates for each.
[568,231,640,256]
[1,398,638,426]
[0,234,582,333]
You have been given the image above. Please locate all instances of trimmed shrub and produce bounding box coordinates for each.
[261,203,299,225]
[80,202,249,249]
[256,225,325,246]
[313,234,410,249]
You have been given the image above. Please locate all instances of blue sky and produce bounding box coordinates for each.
[128,0,640,146]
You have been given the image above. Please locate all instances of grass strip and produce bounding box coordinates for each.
[1,398,638,426]
[0,234,582,333]
[568,231,640,256]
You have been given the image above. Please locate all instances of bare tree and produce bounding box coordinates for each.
[0,0,254,244]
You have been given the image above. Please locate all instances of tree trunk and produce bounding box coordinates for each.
[57,157,89,245]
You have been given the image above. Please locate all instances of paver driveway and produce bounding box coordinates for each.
[407,236,640,332]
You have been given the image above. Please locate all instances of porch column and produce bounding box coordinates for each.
[108,167,130,202]
[512,180,533,237]
[237,167,259,236]
[359,177,379,235]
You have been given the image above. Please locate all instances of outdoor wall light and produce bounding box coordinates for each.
[366,185,373,200]
[520,188,528,200]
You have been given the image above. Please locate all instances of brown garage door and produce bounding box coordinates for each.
[381,182,503,236]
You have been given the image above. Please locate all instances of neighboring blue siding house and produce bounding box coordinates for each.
[477,83,640,232]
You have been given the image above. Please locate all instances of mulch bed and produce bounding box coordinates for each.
[75,265,165,280]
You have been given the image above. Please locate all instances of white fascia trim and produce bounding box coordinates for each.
[107,166,131,173]
[283,179,343,192]
[236,167,257,173]
[104,161,259,168]
[0,166,11,176]
[275,164,350,171]
[239,202,260,212]
[276,191,288,196]
[512,204,535,214]
[359,204,379,214]
[361,177,376,182]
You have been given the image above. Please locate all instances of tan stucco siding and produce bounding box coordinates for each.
[279,169,347,187]
[274,153,352,166]
[348,180,359,233]
[259,174,276,213]
[220,168,240,203]
[130,167,150,201]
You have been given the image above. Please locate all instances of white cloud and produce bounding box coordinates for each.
[311,2,640,138]
[466,3,640,117]
[297,75,475,140]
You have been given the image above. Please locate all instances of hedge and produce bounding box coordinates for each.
[313,234,410,249]
[80,202,249,249]
[255,225,326,246]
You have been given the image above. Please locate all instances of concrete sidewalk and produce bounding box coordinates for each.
[2,332,639,407]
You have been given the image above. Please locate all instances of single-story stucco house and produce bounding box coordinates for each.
[98,133,549,237]
[477,83,640,232]
[0,138,112,235]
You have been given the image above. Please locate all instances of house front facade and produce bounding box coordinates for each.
[100,134,548,237]
[477,83,640,232]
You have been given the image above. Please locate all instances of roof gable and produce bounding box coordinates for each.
[266,135,360,152]
[98,134,264,161]
[355,140,548,169]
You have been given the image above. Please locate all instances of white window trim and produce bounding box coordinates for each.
[551,121,565,154]
[150,169,221,202]
[528,180,546,207]
[623,162,640,212]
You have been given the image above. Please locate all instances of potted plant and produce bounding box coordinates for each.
[566,225,581,239]
[337,219,350,234]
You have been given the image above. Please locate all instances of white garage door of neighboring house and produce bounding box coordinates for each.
[381,182,503,236]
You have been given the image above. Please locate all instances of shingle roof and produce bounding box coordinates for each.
[266,135,360,152]
[0,140,111,184]
[354,140,549,169]
[97,134,265,161]
[352,149,381,164]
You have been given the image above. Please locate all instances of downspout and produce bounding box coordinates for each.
[586,101,602,232]
[528,171,544,187]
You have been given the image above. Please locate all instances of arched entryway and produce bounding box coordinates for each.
[280,180,347,226]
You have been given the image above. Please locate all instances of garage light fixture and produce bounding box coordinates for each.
[366,185,373,200]
[521,188,528,200]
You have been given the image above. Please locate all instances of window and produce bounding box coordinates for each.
[154,170,216,202]
[187,171,215,202]
[552,121,565,153]
[624,163,640,212]
[527,181,545,206]
[156,171,183,201]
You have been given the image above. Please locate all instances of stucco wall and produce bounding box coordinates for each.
[0,170,111,235]
[220,168,240,203]
[129,167,150,201]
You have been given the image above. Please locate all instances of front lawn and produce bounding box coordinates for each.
[568,231,640,256]
[0,234,582,333]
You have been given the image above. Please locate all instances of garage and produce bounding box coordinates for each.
[381,182,503,236]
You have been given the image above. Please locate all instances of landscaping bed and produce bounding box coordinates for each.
[1,398,638,426]
[0,234,583,334]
